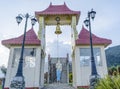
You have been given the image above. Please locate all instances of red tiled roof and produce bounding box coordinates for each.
[35,3,80,18]
[76,26,112,47]
[2,28,40,47]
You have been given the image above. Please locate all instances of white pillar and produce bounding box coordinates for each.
[71,16,78,41]
[38,16,46,51]
[4,48,14,88]
[101,46,108,76]
[67,54,69,84]
[38,16,46,88]
[71,16,78,88]
[40,54,45,87]
[34,47,41,87]
[72,54,76,87]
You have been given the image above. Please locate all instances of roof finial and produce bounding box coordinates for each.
[82,25,84,29]
[64,2,66,5]
[50,2,52,6]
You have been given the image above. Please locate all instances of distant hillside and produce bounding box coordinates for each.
[105,45,120,67]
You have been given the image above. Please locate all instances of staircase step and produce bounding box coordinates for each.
[42,83,76,89]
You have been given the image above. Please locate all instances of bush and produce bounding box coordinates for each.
[95,75,120,89]
[108,66,117,75]
[117,65,120,74]
[108,65,120,76]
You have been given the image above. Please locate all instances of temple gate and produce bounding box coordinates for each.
[1,2,112,89]
[35,2,80,88]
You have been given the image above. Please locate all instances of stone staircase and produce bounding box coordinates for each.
[42,83,76,89]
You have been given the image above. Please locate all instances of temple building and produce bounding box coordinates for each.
[2,28,42,89]
[1,3,112,89]
[74,26,111,88]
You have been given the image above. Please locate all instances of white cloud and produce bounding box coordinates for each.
[46,40,71,61]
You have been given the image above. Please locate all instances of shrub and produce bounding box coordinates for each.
[117,65,120,74]
[95,75,120,89]
[108,66,117,75]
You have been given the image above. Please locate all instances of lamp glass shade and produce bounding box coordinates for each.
[16,15,23,25]
[31,18,37,26]
[84,19,89,27]
[90,9,96,20]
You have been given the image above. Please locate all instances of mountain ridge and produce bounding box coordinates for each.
[105,45,120,67]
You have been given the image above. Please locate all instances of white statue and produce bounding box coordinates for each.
[56,60,62,83]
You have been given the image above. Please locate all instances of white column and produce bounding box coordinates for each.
[71,16,78,41]
[4,48,14,88]
[67,54,69,84]
[75,47,81,86]
[72,55,76,87]
[40,54,45,87]
[71,16,78,88]
[38,16,46,88]
[38,16,46,51]
[34,47,41,87]
[101,46,108,76]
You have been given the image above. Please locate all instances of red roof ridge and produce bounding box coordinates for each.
[2,28,41,48]
[76,26,112,47]
[35,3,80,25]
[78,26,98,39]
[35,3,80,15]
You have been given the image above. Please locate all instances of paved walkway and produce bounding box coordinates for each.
[42,83,76,89]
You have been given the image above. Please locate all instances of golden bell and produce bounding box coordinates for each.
[55,24,62,35]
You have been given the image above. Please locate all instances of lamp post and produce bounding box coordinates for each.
[10,13,37,89]
[84,9,100,89]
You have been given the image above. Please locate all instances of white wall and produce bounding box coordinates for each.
[74,45,108,87]
[4,46,41,88]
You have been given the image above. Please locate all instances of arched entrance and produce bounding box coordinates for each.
[35,2,80,87]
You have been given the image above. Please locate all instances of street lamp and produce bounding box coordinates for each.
[10,13,37,89]
[84,9,100,89]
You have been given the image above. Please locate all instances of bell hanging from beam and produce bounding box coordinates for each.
[55,23,62,35]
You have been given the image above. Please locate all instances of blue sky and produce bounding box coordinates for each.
[0,0,120,66]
